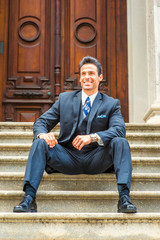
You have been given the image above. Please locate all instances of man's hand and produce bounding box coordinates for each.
[38,133,58,148]
[72,135,92,151]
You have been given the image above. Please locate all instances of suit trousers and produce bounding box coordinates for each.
[23,137,132,193]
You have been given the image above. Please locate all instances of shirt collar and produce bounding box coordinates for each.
[82,91,98,107]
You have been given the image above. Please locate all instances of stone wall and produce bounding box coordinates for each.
[127,0,160,123]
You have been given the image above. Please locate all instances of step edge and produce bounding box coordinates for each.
[0,190,160,199]
[0,212,160,223]
[1,172,160,180]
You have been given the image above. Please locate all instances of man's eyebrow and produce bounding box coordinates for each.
[81,70,95,72]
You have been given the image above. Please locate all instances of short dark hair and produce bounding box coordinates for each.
[79,56,103,76]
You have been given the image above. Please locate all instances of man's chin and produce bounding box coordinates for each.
[83,88,92,92]
[83,86,92,90]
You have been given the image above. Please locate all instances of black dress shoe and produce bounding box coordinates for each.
[13,195,37,213]
[118,195,137,213]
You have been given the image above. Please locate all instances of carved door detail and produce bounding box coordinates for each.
[3,0,54,122]
[62,0,107,94]
[1,0,128,122]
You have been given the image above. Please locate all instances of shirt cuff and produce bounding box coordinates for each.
[36,133,45,139]
[95,133,104,146]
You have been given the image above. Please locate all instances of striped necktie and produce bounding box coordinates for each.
[83,96,91,118]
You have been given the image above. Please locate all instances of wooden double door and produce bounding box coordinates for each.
[0,0,128,122]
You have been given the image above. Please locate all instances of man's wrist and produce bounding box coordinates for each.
[36,133,44,139]
[90,133,98,142]
[90,133,104,146]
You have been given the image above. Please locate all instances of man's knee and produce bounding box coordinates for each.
[31,138,48,152]
[110,137,130,151]
[33,138,47,145]
[111,137,128,144]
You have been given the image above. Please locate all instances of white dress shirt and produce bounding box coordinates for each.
[82,91,98,107]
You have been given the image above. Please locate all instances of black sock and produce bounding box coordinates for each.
[118,184,129,198]
[24,184,36,199]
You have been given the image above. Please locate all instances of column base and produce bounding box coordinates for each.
[144,103,160,123]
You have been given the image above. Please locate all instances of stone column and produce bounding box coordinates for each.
[144,0,160,123]
[127,0,149,123]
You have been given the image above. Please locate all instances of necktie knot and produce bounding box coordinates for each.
[83,96,91,117]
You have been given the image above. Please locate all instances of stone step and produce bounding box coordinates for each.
[0,190,159,213]
[126,132,160,144]
[1,172,160,192]
[0,122,60,132]
[1,212,160,240]
[1,156,160,173]
[131,145,160,157]
[0,122,33,132]
[0,132,33,143]
[132,157,160,173]
[125,123,160,133]
[0,132,59,143]
[0,143,160,157]
[1,122,160,132]
[0,156,27,172]
[0,144,31,156]
[1,131,160,145]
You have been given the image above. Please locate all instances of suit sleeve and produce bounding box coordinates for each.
[96,100,126,147]
[33,95,61,139]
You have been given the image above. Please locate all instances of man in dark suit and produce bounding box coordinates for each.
[13,56,137,213]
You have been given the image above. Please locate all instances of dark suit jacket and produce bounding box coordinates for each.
[33,90,126,147]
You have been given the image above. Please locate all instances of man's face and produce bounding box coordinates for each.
[80,64,103,95]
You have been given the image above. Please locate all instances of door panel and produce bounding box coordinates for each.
[62,0,107,93]
[2,0,54,122]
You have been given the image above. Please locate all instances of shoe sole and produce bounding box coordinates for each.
[118,208,137,213]
[13,208,37,213]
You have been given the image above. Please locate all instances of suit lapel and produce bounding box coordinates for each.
[86,92,102,134]
[70,91,81,136]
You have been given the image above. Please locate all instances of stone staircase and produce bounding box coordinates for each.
[0,122,160,239]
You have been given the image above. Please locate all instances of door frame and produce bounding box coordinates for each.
[0,0,9,121]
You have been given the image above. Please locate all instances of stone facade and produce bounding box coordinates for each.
[127,0,160,123]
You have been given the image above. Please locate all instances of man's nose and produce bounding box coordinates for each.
[85,73,90,79]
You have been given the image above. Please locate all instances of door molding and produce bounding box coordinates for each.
[0,0,9,121]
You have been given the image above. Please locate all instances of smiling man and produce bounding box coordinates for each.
[13,56,137,213]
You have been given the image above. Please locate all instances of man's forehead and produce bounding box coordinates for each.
[80,64,98,72]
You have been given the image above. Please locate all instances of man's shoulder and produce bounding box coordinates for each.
[59,90,81,98]
[100,92,120,104]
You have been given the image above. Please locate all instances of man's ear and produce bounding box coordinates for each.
[99,74,103,82]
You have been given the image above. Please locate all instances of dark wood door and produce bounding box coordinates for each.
[2,0,55,122]
[0,0,128,122]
